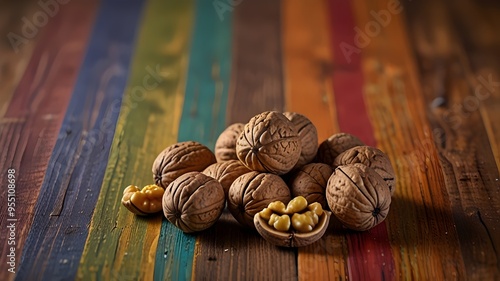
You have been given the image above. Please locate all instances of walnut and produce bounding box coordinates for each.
[254,197,331,247]
[326,164,391,231]
[316,133,364,165]
[162,172,225,233]
[333,146,396,195]
[289,163,334,209]
[214,123,245,162]
[236,111,301,175]
[283,112,318,169]
[202,160,250,198]
[152,141,216,188]
[227,171,292,228]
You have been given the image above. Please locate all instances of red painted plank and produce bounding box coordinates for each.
[328,0,395,280]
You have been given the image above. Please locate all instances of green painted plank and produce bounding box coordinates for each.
[76,0,195,280]
[153,0,232,279]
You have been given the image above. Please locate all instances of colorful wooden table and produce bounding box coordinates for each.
[1,0,499,280]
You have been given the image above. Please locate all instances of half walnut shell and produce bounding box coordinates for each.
[254,211,331,247]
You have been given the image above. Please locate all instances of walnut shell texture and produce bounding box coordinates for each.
[316,133,364,166]
[202,160,251,198]
[289,163,334,210]
[333,146,396,195]
[162,172,225,233]
[283,112,319,169]
[215,123,245,162]
[326,164,391,231]
[254,211,331,247]
[152,141,216,188]
[228,172,292,229]
[236,111,301,175]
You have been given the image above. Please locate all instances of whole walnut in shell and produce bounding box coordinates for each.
[214,123,245,162]
[326,164,391,231]
[283,112,318,169]
[202,160,250,198]
[228,171,292,228]
[333,146,396,195]
[236,111,301,175]
[152,141,216,188]
[162,172,225,233]
[289,163,334,209]
[316,133,364,166]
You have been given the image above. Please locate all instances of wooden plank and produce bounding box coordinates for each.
[328,1,396,280]
[15,1,145,280]
[446,1,500,174]
[226,0,285,124]
[76,0,194,280]
[0,0,39,118]
[403,0,500,279]
[281,0,347,280]
[0,2,98,280]
[354,1,465,280]
[192,0,297,280]
[154,0,231,280]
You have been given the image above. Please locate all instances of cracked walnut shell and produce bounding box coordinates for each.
[228,171,291,229]
[152,141,216,188]
[162,172,225,233]
[214,123,245,162]
[236,111,301,175]
[326,164,391,231]
[333,146,396,195]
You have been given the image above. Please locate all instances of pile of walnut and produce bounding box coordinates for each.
[121,111,396,247]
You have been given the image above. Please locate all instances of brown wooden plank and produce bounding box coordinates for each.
[0,1,98,279]
[349,0,469,279]
[225,0,285,124]
[403,0,500,279]
[446,1,500,174]
[193,0,297,280]
[0,0,39,117]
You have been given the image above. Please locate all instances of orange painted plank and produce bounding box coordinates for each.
[282,0,346,280]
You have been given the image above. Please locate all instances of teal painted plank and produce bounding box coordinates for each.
[153,0,232,280]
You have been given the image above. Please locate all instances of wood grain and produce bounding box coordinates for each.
[153,0,231,280]
[281,0,346,280]
[328,1,396,280]
[226,0,285,124]
[0,2,98,280]
[192,0,297,280]
[403,0,500,279]
[15,1,145,280]
[77,1,194,280]
[0,0,39,118]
